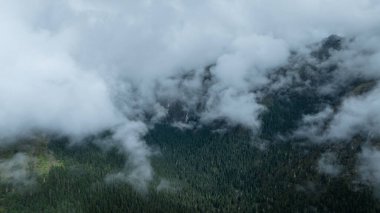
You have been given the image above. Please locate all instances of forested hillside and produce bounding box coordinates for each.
[1,1,380,212]
[1,124,379,212]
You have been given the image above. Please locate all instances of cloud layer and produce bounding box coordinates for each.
[1,0,380,190]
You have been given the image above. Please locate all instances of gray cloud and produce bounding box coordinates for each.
[358,146,380,198]
[317,152,342,176]
[0,153,36,187]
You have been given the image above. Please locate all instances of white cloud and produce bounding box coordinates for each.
[201,88,264,130]
[326,86,380,140]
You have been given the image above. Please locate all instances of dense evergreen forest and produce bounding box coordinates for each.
[1,122,379,212]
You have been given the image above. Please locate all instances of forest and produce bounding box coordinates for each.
[1,113,379,212]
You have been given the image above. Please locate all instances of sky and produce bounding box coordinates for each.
[1,0,380,192]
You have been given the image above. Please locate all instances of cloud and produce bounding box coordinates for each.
[201,88,264,130]
[0,153,36,187]
[106,121,153,192]
[358,146,380,198]
[0,1,122,139]
[294,106,334,142]
[325,86,380,140]
[317,152,342,176]
[1,0,380,190]
[292,35,380,143]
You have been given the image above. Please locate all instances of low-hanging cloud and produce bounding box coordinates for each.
[326,86,380,140]
[317,152,342,176]
[0,153,36,187]
[358,146,380,198]
[1,0,380,190]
